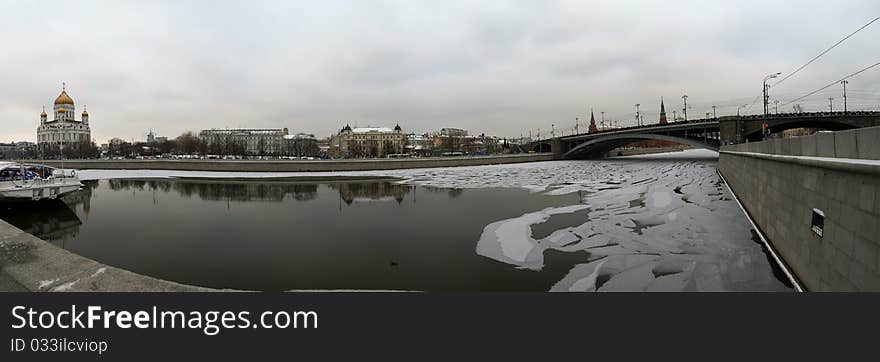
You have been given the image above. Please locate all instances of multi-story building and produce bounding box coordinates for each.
[440,128,468,137]
[146,130,168,144]
[333,124,404,158]
[405,133,433,156]
[199,128,288,156]
[37,84,92,150]
[433,128,470,154]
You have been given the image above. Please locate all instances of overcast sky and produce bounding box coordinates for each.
[2,0,879,143]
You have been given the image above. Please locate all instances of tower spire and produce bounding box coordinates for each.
[588,110,598,133]
[659,97,668,125]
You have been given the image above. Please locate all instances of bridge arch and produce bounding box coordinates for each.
[529,141,554,153]
[563,133,718,159]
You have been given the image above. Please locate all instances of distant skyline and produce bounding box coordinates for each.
[2,0,879,144]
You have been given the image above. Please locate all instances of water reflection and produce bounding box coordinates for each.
[106,179,321,202]
[0,200,82,242]
[329,182,412,205]
[1,179,583,291]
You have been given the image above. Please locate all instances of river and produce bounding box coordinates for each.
[0,150,793,291]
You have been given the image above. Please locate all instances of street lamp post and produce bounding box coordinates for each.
[601,111,605,130]
[828,98,834,112]
[634,104,641,126]
[774,100,779,114]
[840,80,849,113]
[575,117,579,134]
[681,94,688,121]
[763,72,782,115]
[712,105,717,119]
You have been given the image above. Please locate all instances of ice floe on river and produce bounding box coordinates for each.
[476,204,591,269]
[75,149,792,291]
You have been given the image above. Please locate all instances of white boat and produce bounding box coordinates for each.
[0,161,82,202]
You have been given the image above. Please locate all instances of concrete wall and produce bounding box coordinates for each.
[30,154,554,172]
[719,126,880,291]
[723,126,880,160]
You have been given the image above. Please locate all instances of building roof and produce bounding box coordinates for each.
[352,127,394,133]
[201,128,285,135]
[283,133,316,140]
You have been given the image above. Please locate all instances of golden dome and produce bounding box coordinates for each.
[54,84,74,105]
[82,106,88,116]
[40,107,47,117]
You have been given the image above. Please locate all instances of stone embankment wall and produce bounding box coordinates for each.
[0,219,209,292]
[719,126,880,291]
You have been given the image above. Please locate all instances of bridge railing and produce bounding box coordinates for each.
[737,110,880,120]
[533,117,717,142]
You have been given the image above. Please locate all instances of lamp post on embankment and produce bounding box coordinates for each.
[763,72,781,116]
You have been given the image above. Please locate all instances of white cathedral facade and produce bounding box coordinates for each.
[37,84,92,148]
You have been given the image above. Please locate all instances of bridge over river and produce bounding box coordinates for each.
[528,111,880,159]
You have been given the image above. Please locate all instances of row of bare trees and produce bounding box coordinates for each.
[0,140,100,160]
[3,131,324,160]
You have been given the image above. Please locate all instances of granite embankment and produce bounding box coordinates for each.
[0,219,208,292]
[719,126,880,291]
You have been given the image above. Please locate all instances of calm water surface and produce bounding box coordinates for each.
[2,179,587,291]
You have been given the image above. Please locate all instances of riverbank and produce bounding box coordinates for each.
[30,153,554,172]
[0,218,209,292]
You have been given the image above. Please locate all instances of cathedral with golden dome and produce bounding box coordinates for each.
[37,83,92,149]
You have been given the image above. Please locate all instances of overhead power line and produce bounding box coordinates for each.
[780,61,880,107]
[772,16,880,88]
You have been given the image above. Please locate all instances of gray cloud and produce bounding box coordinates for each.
[2,0,879,143]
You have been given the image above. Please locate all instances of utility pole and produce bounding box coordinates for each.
[840,80,849,113]
[575,117,579,134]
[601,112,605,130]
[712,105,717,119]
[672,110,677,121]
[774,100,779,114]
[551,124,555,138]
[634,104,641,126]
[763,72,781,115]
[681,95,688,121]
[828,98,834,112]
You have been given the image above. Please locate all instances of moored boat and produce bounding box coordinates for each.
[0,161,82,202]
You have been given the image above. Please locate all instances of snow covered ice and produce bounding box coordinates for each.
[75,149,793,291]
